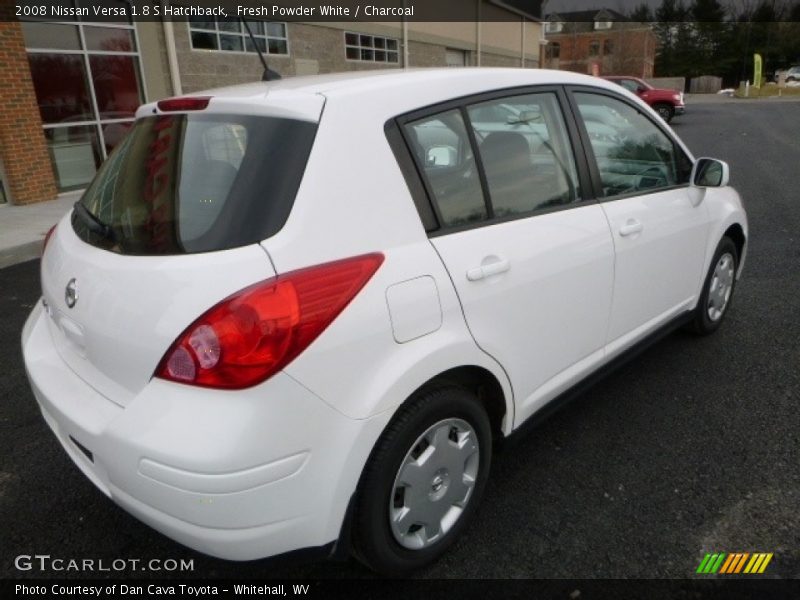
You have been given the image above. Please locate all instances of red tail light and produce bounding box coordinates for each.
[157,96,211,112]
[155,253,384,389]
[42,224,57,255]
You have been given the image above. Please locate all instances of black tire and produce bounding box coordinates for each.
[353,386,492,575]
[654,103,675,123]
[688,236,739,335]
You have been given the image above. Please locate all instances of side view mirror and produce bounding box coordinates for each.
[692,157,729,188]
[636,86,647,94]
[426,145,457,167]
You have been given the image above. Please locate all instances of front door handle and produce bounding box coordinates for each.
[467,257,510,281]
[619,219,644,237]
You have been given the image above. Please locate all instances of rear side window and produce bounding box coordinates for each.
[404,110,488,228]
[73,114,317,255]
[467,92,580,216]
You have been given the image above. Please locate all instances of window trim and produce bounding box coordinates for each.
[384,119,438,233]
[387,84,597,238]
[563,85,695,203]
[187,20,289,56]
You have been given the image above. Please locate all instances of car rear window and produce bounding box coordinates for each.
[72,113,317,255]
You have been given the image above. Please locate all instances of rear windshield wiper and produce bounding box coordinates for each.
[73,202,116,243]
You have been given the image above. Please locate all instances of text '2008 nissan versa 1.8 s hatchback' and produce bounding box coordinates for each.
[22,68,747,575]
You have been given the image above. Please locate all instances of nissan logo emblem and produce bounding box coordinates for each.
[65,278,78,309]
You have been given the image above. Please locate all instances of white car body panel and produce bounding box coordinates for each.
[430,204,615,427]
[40,215,275,406]
[22,68,748,563]
[600,187,711,344]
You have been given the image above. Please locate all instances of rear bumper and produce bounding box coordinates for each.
[22,301,383,561]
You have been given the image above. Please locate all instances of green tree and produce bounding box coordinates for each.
[629,3,654,21]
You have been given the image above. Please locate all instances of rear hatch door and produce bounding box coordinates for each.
[40,101,320,406]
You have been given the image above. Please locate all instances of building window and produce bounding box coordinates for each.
[344,32,399,63]
[189,19,288,55]
[594,21,612,30]
[589,41,600,57]
[603,39,613,55]
[548,42,561,59]
[21,9,144,191]
[546,21,563,33]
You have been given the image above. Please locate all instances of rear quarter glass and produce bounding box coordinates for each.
[73,113,317,255]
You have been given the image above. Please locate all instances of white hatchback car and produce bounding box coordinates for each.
[22,68,747,574]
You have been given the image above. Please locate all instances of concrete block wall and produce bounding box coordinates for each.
[174,23,403,93]
[173,22,538,93]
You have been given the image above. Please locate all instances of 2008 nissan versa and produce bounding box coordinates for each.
[22,69,747,574]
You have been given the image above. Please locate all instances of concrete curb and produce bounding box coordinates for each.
[0,192,79,270]
[0,240,43,270]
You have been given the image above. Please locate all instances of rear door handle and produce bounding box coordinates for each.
[467,257,510,281]
[619,219,643,237]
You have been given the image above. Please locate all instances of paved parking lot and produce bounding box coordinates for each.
[1,100,799,580]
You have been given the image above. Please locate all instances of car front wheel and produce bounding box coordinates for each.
[654,103,675,122]
[353,386,492,575]
[689,236,739,335]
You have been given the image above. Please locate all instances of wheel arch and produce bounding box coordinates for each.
[701,189,748,286]
[409,365,508,440]
[723,222,746,267]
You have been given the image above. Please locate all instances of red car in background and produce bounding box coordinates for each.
[604,76,685,123]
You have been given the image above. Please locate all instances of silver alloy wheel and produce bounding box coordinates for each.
[657,105,672,120]
[707,252,735,322]
[389,418,480,550]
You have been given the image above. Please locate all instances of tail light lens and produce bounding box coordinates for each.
[155,253,384,389]
[42,224,57,255]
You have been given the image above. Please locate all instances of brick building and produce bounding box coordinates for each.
[0,1,543,205]
[543,9,657,79]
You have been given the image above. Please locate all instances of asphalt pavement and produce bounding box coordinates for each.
[1,101,799,581]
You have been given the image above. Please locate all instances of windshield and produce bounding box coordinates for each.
[73,113,317,255]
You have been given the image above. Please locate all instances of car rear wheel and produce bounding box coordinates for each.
[689,236,738,335]
[654,103,675,122]
[353,386,492,575]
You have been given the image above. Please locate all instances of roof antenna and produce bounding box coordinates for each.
[241,19,281,81]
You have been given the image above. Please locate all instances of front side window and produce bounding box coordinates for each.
[468,93,580,217]
[404,110,487,228]
[574,92,693,197]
